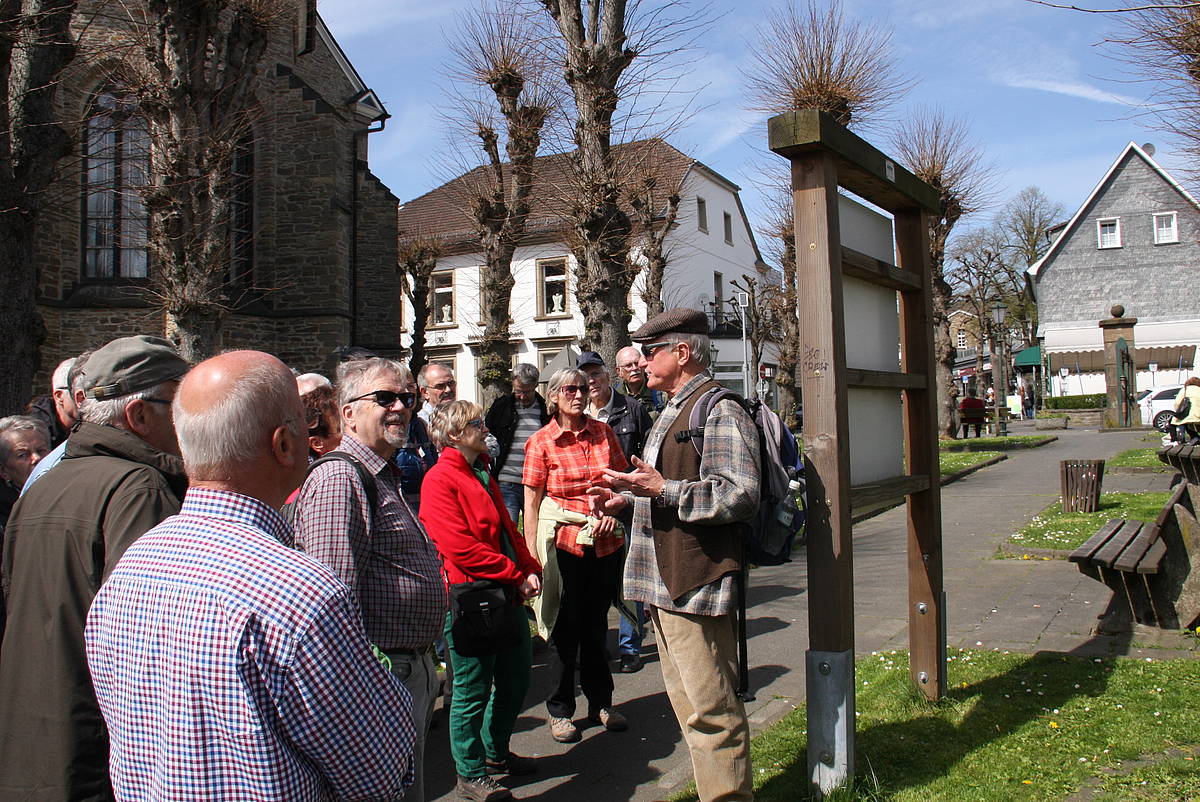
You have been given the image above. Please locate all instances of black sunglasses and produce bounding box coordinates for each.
[557,385,586,396]
[640,341,673,359]
[351,390,416,409]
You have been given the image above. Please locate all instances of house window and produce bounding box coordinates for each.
[1096,217,1121,249]
[696,197,708,232]
[723,211,733,245]
[430,271,455,325]
[229,135,254,287]
[82,88,149,279]
[1153,212,1178,244]
[537,257,569,318]
[957,329,967,349]
[713,271,724,323]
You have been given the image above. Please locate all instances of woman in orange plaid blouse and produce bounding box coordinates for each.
[522,367,629,745]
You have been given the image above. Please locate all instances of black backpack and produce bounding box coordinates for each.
[281,452,378,526]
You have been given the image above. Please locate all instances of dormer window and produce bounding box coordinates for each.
[1096,217,1121,249]
[1153,212,1178,244]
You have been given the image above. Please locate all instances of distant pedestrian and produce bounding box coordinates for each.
[485,363,549,525]
[1172,378,1200,444]
[86,350,416,800]
[959,388,986,438]
[421,401,543,802]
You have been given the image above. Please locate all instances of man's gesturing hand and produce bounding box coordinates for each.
[601,456,665,499]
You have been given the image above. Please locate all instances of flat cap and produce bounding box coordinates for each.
[576,350,605,369]
[629,307,709,342]
[84,335,189,400]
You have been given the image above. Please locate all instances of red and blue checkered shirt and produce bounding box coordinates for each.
[85,488,415,801]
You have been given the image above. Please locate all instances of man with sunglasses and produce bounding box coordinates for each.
[417,362,457,425]
[592,308,760,802]
[293,357,447,802]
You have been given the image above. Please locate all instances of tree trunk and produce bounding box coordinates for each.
[0,216,47,413]
[164,306,223,365]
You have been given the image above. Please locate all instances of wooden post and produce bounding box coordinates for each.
[895,209,946,700]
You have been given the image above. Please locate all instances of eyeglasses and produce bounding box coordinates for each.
[141,397,173,406]
[351,390,416,409]
[466,418,484,429]
[640,341,673,359]
[430,381,456,391]
[557,385,586,396]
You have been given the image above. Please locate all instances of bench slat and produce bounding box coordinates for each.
[1069,518,1125,563]
[1113,523,1159,573]
[1094,520,1144,569]
[1137,539,1168,575]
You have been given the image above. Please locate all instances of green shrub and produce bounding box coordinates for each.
[1044,393,1106,410]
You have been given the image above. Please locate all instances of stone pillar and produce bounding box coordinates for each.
[1098,304,1137,429]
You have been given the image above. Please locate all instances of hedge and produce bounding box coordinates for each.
[1043,393,1106,410]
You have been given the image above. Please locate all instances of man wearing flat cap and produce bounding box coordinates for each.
[592,307,760,802]
[0,334,189,801]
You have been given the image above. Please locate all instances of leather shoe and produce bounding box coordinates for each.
[619,653,642,673]
[485,753,537,776]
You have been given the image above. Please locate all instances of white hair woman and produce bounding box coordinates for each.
[418,400,543,798]
[521,368,630,744]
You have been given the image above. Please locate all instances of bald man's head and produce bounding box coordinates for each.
[175,351,305,485]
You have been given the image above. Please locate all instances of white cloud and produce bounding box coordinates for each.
[1000,77,1141,107]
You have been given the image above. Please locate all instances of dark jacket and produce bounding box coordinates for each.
[27,394,69,449]
[0,421,187,801]
[485,392,550,478]
[604,391,653,463]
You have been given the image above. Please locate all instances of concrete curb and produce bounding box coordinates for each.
[939,436,1058,453]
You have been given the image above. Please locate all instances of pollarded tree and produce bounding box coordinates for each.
[0,0,80,412]
[398,235,441,379]
[131,0,282,363]
[446,3,554,406]
[891,107,996,438]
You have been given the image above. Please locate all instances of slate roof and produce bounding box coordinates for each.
[396,138,699,254]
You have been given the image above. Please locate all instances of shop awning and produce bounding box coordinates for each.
[1013,345,1042,368]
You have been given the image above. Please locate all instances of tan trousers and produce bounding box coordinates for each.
[650,606,754,802]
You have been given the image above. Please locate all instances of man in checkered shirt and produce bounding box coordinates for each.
[593,308,761,802]
[293,356,447,802]
[85,351,415,799]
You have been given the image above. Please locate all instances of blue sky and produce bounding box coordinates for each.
[318,0,1180,246]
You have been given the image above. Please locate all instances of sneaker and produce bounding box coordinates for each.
[549,716,580,743]
[587,706,628,731]
[619,653,643,673]
[456,774,512,802]
[485,752,537,776]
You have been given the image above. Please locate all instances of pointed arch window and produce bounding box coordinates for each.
[82,88,149,279]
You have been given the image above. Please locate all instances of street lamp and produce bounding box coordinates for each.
[734,291,752,398]
[991,299,1009,437]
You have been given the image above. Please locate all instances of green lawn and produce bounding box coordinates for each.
[939,451,1002,477]
[940,435,1056,453]
[671,648,1200,801]
[1108,448,1170,472]
[1008,492,1172,552]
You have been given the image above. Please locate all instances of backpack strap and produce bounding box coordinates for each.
[675,386,742,456]
[305,451,379,514]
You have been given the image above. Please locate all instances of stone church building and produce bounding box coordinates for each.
[31,2,399,383]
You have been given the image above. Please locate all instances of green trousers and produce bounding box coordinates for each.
[443,609,533,778]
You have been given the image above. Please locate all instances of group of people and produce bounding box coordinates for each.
[0,306,763,802]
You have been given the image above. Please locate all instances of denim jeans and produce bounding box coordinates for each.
[498,481,523,527]
[618,600,645,657]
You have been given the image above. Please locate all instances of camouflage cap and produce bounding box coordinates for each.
[629,307,709,343]
[83,335,189,400]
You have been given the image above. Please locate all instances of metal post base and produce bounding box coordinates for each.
[807,648,855,798]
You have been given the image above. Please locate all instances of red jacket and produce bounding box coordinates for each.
[418,447,541,588]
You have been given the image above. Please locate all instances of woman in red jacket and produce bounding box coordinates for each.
[419,400,542,801]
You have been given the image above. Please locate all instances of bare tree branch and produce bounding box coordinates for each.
[1025,0,1200,12]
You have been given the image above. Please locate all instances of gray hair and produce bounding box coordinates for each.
[429,400,484,450]
[80,383,171,428]
[174,362,304,477]
[512,362,540,386]
[0,416,50,463]
[417,361,453,389]
[51,358,76,391]
[665,332,712,369]
[296,372,331,389]
[545,368,586,419]
[68,351,92,393]
[339,357,412,407]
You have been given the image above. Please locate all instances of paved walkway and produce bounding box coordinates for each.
[428,423,1195,801]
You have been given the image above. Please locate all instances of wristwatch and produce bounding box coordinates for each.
[653,486,668,507]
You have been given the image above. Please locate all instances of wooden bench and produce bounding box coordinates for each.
[1069,481,1200,629]
[1158,443,1200,485]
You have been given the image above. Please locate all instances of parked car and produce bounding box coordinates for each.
[1140,384,1185,432]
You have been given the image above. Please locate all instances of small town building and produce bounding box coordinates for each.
[1029,141,1200,396]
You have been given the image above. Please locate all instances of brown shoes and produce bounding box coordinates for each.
[549,716,581,743]
[587,706,628,731]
